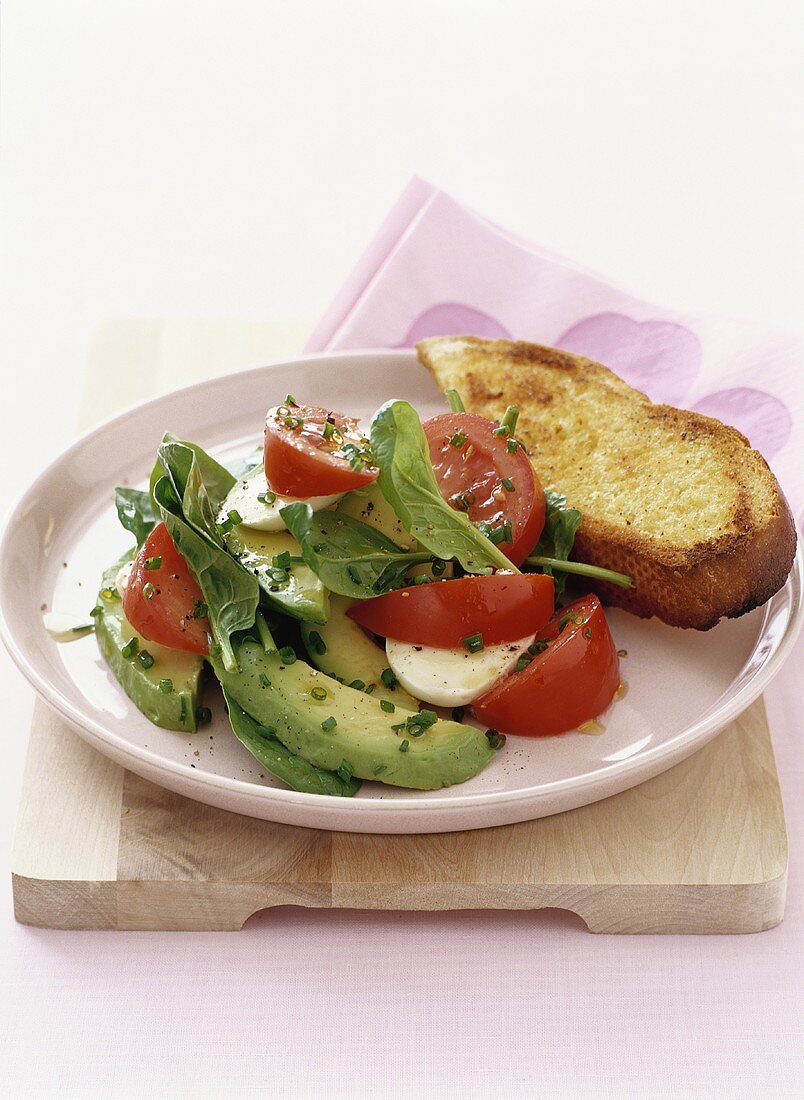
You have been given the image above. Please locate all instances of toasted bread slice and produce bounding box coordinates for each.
[417,336,796,629]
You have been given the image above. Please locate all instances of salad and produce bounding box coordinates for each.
[91,391,632,796]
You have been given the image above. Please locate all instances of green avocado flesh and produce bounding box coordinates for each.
[224,526,329,624]
[212,639,494,790]
[301,593,418,709]
[95,557,204,732]
[338,481,417,549]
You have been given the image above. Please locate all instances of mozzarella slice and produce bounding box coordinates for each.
[115,559,134,599]
[220,466,345,532]
[385,633,536,708]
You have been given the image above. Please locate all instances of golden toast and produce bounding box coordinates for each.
[417,336,797,629]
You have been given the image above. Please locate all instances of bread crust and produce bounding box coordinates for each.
[417,336,797,630]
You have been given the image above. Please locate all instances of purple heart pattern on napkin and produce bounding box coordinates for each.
[304,178,802,517]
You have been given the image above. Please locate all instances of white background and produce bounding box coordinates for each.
[2,2,803,1097]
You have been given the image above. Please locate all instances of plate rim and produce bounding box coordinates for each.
[1,349,802,820]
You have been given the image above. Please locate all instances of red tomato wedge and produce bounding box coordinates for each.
[423,412,545,567]
[472,594,619,737]
[122,523,210,655]
[264,403,378,497]
[346,573,555,648]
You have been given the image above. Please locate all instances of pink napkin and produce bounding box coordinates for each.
[306,177,803,525]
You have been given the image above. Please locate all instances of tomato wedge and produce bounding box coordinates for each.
[423,412,545,567]
[347,573,554,647]
[264,402,378,497]
[122,522,210,655]
[472,595,619,737]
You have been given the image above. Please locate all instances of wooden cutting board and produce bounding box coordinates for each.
[10,320,789,934]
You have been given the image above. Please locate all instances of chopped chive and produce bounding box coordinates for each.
[322,420,335,441]
[259,673,271,688]
[272,550,292,570]
[584,627,593,639]
[399,739,410,753]
[486,729,506,750]
[142,582,156,601]
[348,679,366,691]
[100,586,119,601]
[380,699,395,713]
[268,568,289,585]
[380,668,398,689]
[372,764,388,776]
[528,639,549,656]
[337,761,353,782]
[308,630,327,655]
[144,556,162,570]
[70,623,94,634]
[137,650,154,669]
[347,564,362,585]
[278,645,297,665]
[445,389,466,413]
[89,605,103,618]
[452,706,465,723]
[391,721,406,731]
[180,696,188,723]
[159,678,173,694]
[192,600,208,620]
[449,431,468,448]
[461,632,484,654]
[506,438,523,454]
[499,404,519,435]
[284,393,299,406]
[412,573,429,585]
[501,477,515,492]
[491,425,509,437]
[195,705,212,725]
[432,559,446,577]
[321,716,337,732]
[257,490,277,505]
[121,636,139,659]
[363,683,376,695]
[515,654,533,673]
[310,686,328,701]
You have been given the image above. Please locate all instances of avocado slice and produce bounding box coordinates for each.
[95,555,203,732]
[222,688,361,796]
[301,593,418,709]
[211,639,494,790]
[224,526,329,624]
[338,481,417,548]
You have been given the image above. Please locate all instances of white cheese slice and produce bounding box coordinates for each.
[385,633,536,708]
[220,466,345,532]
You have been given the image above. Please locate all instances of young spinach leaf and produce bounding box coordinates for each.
[114,487,158,548]
[528,490,583,597]
[370,400,515,574]
[150,440,259,670]
[281,501,434,599]
[222,687,361,796]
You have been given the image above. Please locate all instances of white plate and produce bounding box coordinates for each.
[1,350,801,833]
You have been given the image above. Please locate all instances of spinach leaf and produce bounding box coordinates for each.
[281,501,434,599]
[114,487,158,548]
[222,687,361,796]
[151,439,259,670]
[528,490,583,597]
[370,400,515,574]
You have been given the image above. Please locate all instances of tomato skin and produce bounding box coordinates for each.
[472,595,619,737]
[423,412,545,567]
[122,523,210,655]
[346,573,554,647]
[264,404,378,497]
